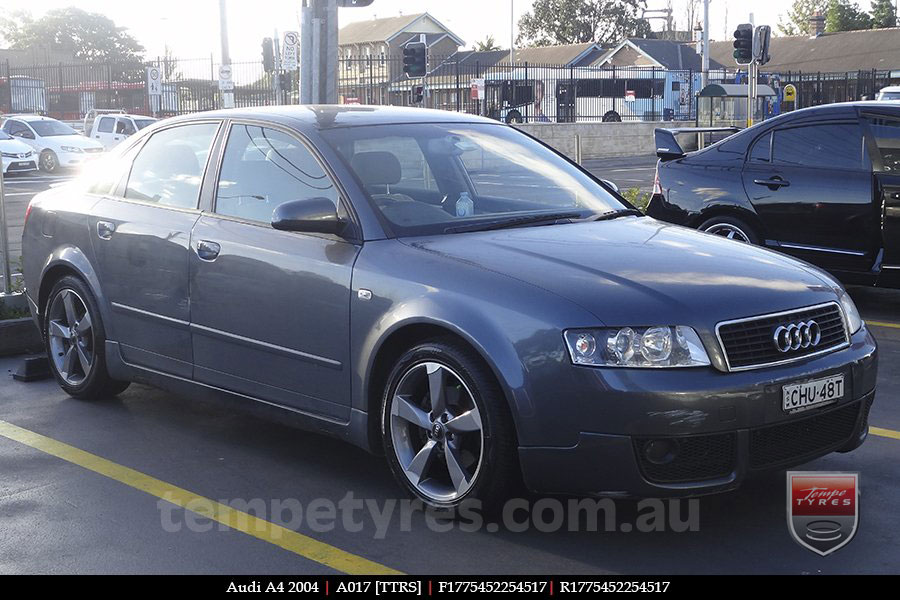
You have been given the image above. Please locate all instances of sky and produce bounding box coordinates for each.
[0,1,790,62]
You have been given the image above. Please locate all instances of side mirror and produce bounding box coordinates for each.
[271,198,345,235]
[600,179,619,194]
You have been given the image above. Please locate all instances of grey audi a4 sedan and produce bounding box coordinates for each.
[21,106,877,510]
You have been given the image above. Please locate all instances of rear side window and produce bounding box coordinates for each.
[772,123,864,170]
[215,124,338,223]
[749,132,772,163]
[97,117,114,133]
[865,115,900,172]
[124,123,219,209]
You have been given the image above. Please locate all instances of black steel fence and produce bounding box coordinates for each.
[2,55,900,125]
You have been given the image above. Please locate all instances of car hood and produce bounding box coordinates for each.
[0,138,34,155]
[44,135,101,150]
[404,217,841,330]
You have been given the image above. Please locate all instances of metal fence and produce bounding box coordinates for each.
[2,55,900,126]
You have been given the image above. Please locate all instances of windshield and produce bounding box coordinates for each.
[878,91,900,101]
[134,119,156,130]
[321,123,626,236]
[30,120,78,137]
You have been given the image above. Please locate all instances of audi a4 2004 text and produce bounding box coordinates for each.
[21,106,878,510]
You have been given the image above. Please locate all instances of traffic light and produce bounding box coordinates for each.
[411,85,424,104]
[279,72,292,92]
[733,24,753,65]
[262,38,275,73]
[753,25,772,66]
[403,42,427,78]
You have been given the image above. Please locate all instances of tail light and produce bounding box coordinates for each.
[24,199,34,225]
[652,167,663,197]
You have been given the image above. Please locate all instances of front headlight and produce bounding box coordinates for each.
[838,291,863,335]
[564,326,711,368]
[61,146,83,153]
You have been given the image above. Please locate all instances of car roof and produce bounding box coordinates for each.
[879,85,900,92]
[14,114,59,122]
[161,105,500,131]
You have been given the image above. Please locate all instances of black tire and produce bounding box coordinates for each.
[40,150,59,173]
[505,110,523,124]
[602,110,622,122]
[698,215,760,245]
[381,338,519,512]
[43,275,130,400]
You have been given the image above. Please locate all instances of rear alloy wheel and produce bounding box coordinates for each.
[382,339,518,511]
[44,275,130,399]
[699,216,759,244]
[40,150,59,173]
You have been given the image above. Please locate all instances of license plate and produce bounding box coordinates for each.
[16,162,31,167]
[783,374,844,413]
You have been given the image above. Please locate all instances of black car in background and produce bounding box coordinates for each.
[648,102,900,289]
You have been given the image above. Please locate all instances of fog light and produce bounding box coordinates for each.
[643,439,679,465]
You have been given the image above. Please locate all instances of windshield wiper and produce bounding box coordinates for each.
[444,211,584,234]
[590,208,644,222]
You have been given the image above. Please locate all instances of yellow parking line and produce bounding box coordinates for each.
[0,420,401,575]
[868,320,900,330]
[870,426,900,441]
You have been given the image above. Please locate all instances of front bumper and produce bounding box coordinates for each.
[58,151,102,167]
[518,326,877,497]
[2,156,38,173]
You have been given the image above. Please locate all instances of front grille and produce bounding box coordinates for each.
[717,303,848,371]
[635,432,736,483]
[749,402,860,469]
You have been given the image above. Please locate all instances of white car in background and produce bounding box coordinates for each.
[1,115,104,173]
[0,129,38,175]
[86,112,158,150]
[876,85,900,101]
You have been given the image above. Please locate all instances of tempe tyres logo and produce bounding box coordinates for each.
[787,472,859,556]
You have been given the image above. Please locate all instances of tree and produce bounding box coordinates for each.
[474,36,502,52]
[0,7,144,62]
[825,0,872,31]
[778,0,828,35]
[516,0,651,47]
[869,0,898,28]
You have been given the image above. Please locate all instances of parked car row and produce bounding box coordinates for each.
[0,112,158,173]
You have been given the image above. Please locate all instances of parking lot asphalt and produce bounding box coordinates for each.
[1,169,899,575]
[583,154,658,192]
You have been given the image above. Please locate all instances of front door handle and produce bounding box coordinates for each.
[196,240,221,261]
[96,221,116,240]
[754,176,790,189]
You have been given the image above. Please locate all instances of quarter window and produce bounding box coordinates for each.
[772,124,864,170]
[97,117,114,133]
[215,124,338,223]
[865,115,900,172]
[124,123,219,209]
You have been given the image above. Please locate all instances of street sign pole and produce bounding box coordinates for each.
[0,169,11,295]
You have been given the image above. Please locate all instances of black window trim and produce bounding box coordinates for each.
[116,119,224,214]
[207,118,361,241]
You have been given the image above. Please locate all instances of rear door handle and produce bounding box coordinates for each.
[96,221,116,240]
[195,240,221,261]
[754,177,790,189]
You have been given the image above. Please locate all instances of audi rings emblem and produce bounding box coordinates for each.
[773,321,821,353]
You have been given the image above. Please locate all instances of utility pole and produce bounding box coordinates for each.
[510,0,515,65]
[219,0,234,108]
[701,0,710,88]
[300,0,338,104]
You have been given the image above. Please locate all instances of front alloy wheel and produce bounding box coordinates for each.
[382,339,518,511]
[389,362,484,503]
[40,150,59,173]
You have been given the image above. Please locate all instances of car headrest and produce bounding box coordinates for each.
[350,151,401,186]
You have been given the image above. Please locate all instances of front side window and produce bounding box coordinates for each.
[773,123,864,170]
[322,123,626,236]
[215,124,338,223]
[116,119,136,135]
[124,122,219,209]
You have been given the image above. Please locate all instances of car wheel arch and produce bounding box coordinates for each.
[38,247,108,329]
[692,206,766,240]
[361,318,523,455]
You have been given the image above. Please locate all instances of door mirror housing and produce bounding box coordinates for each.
[271,198,345,235]
[600,179,619,194]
